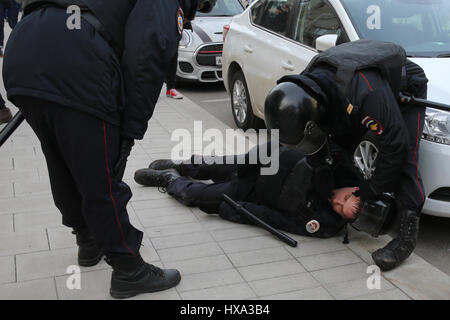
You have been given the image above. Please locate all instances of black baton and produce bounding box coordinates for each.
[400,93,450,112]
[0,111,25,148]
[222,194,298,247]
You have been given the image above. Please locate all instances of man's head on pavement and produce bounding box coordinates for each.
[329,187,361,220]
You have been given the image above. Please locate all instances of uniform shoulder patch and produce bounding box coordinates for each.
[346,103,354,115]
[361,116,383,135]
[177,7,184,35]
[306,220,320,234]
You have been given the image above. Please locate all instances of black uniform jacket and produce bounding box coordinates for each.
[282,65,410,197]
[3,0,181,140]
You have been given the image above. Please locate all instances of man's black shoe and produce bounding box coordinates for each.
[372,210,420,271]
[148,159,181,173]
[73,230,103,267]
[134,168,181,187]
[0,48,3,58]
[107,254,181,299]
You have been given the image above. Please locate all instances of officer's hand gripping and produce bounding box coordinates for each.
[114,138,134,181]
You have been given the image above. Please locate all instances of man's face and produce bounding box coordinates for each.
[329,187,360,219]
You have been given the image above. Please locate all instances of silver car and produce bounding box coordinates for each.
[177,0,244,82]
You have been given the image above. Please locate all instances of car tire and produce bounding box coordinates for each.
[230,70,260,130]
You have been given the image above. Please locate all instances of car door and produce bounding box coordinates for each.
[244,0,348,118]
[242,0,300,118]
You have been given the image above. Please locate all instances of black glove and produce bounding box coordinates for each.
[313,165,334,202]
[114,138,134,181]
[356,179,380,202]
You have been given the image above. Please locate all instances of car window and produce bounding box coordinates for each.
[251,0,296,37]
[293,0,346,48]
[196,0,243,17]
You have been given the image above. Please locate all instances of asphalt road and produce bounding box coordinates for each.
[178,81,236,128]
[178,81,450,276]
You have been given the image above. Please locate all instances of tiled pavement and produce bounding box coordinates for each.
[0,84,449,300]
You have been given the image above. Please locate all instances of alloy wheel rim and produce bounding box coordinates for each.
[354,140,379,180]
[232,80,247,124]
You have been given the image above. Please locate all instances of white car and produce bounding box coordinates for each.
[176,0,244,82]
[222,0,450,218]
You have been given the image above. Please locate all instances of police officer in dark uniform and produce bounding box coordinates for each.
[133,141,362,239]
[263,40,428,271]
[3,0,216,299]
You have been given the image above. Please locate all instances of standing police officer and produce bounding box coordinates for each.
[264,40,428,271]
[2,0,216,299]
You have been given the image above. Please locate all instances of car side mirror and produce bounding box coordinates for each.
[315,34,338,52]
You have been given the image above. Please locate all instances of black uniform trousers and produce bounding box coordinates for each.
[15,96,143,258]
[167,155,240,214]
[397,105,426,212]
[165,48,179,91]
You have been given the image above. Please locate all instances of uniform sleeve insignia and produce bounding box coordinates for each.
[177,7,184,35]
[361,116,383,135]
[346,103,354,115]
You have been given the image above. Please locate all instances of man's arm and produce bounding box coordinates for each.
[120,0,179,140]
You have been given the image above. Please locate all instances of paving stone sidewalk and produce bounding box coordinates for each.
[1,88,449,300]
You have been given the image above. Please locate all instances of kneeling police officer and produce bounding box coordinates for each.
[264,40,428,271]
[3,0,216,299]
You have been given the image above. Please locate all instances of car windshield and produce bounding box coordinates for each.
[341,0,450,57]
[196,0,244,17]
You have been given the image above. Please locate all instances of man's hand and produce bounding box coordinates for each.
[114,138,134,181]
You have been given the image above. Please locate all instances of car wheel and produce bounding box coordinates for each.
[230,71,259,130]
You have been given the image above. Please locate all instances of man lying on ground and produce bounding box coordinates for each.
[134,143,361,238]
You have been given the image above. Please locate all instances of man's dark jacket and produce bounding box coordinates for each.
[219,144,357,238]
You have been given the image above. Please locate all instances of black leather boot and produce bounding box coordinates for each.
[148,159,182,173]
[73,230,103,267]
[107,254,181,299]
[134,168,181,187]
[372,210,420,271]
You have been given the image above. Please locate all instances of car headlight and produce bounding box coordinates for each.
[422,108,450,145]
[179,30,193,48]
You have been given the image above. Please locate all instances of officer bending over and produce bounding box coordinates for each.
[3,0,216,299]
[264,40,428,271]
[134,142,362,239]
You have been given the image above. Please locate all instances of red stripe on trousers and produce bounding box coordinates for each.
[413,113,425,202]
[102,121,135,256]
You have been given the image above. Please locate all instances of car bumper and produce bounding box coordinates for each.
[420,140,450,218]
[177,48,223,83]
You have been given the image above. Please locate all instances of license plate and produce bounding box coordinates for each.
[216,56,222,66]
